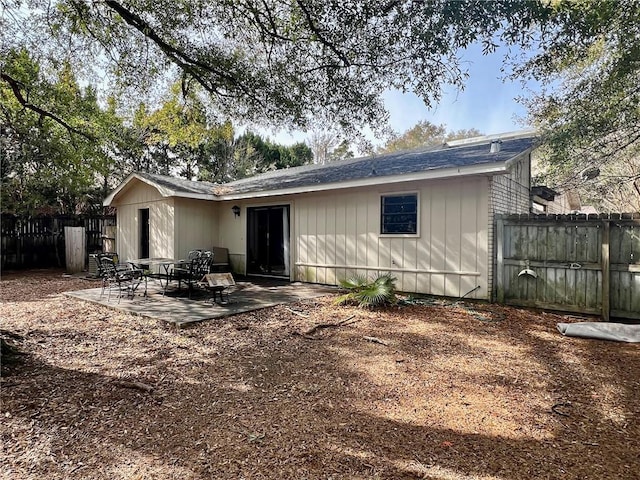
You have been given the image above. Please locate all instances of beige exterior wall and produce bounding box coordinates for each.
[289,177,491,299]
[217,197,296,274]
[111,180,175,261]
[112,166,530,300]
[113,188,219,262]
[173,198,219,260]
[216,200,246,273]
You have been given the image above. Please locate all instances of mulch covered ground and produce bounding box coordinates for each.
[1,270,638,479]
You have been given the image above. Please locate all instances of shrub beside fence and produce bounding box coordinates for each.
[1,215,116,270]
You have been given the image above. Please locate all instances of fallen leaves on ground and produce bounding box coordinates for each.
[1,270,638,479]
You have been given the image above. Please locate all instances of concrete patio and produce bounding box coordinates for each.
[65,278,336,327]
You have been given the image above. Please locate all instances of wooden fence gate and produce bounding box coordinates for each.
[495,214,640,320]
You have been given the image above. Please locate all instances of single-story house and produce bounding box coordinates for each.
[104,130,537,300]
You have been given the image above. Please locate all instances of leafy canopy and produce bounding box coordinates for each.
[520,1,640,211]
[3,1,639,212]
[379,121,483,153]
[0,50,313,214]
[2,0,555,136]
[1,49,111,214]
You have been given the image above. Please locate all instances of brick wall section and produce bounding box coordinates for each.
[491,155,532,214]
[487,153,532,299]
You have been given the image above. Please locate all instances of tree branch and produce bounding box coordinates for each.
[102,0,260,103]
[295,0,352,67]
[1,73,94,140]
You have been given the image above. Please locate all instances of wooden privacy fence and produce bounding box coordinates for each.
[1,215,116,270]
[496,213,640,321]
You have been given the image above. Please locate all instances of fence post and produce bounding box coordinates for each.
[601,221,610,321]
[496,215,505,303]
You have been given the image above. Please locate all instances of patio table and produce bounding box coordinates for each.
[127,257,178,296]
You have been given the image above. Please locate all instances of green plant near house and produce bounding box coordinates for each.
[334,273,397,308]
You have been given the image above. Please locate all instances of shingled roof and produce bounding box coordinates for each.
[222,133,536,196]
[104,131,537,204]
[135,171,218,197]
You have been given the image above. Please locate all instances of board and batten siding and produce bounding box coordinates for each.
[173,198,219,260]
[217,196,297,275]
[293,177,491,299]
[112,180,175,262]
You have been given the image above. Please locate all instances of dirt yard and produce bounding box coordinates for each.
[1,270,638,479]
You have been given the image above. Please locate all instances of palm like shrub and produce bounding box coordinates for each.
[334,273,397,308]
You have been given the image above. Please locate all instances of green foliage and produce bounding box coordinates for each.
[124,86,220,180]
[1,1,561,136]
[1,49,112,214]
[329,140,355,162]
[0,50,314,214]
[519,2,640,211]
[379,121,483,153]
[199,129,314,182]
[3,2,638,211]
[334,274,397,308]
[379,121,447,153]
[288,142,315,166]
[277,143,311,169]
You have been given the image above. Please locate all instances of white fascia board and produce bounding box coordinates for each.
[103,173,181,206]
[172,191,217,201]
[216,161,510,201]
[504,149,533,170]
[103,172,139,206]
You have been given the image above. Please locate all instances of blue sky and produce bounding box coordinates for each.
[273,43,539,149]
[383,43,536,136]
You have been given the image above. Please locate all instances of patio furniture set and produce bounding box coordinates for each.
[96,249,235,304]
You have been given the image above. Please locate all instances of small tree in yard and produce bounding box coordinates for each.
[334,274,397,308]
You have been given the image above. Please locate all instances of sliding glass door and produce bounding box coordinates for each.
[246,205,290,277]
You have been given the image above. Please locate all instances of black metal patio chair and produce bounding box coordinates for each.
[171,251,213,298]
[97,254,144,302]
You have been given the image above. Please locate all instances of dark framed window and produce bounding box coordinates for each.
[381,193,418,234]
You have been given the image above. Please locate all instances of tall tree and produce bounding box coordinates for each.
[277,142,314,169]
[329,140,355,162]
[379,121,447,153]
[307,131,339,165]
[1,49,111,214]
[379,121,483,153]
[138,84,213,179]
[518,1,640,211]
[3,2,638,211]
[1,1,556,136]
[197,128,314,182]
[447,128,485,142]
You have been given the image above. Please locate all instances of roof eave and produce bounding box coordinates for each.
[504,148,534,170]
[217,160,511,201]
[104,146,530,205]
[172,191,217,201]
[103,172,140,206]
[103,173,217,206]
